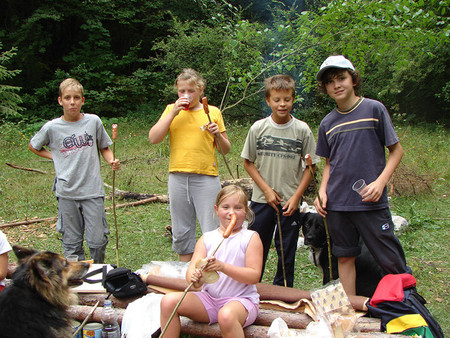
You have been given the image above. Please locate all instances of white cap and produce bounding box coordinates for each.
[316,55,355,81]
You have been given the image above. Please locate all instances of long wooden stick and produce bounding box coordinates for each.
[72,300,100,337]
[276,211,287,287]
[112,124,119,267]
[202,97,234,179]
[305,154,333,280]
[5,162,50,174]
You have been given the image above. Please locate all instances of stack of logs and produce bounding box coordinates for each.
[69,275,390,337]
[71,293,384,337]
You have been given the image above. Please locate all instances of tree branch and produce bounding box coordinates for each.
[5,162,50,174]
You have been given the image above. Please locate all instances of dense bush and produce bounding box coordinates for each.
[0,43,22,121]
[0,0,448,124]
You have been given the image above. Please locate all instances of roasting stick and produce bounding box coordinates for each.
[112,124,119,267]
[305,154,333,280]
[72,300,100,337]
[202,97,234,179]
[276,211,287,287]
[159,214,237,338]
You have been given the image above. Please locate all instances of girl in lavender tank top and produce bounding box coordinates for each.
[160,185,263,337]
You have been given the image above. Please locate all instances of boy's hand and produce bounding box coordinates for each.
[264,189,283,211]
[282,196,300,216]
[362,180,384,202]
[314,192,327,217]
[111,159,120,171]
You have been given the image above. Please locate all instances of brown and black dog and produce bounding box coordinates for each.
[0,246,89,338]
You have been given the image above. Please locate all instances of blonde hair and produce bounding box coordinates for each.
[174,68,205,91]
[264,74,295,99]
[215,185,254,225]
[59,78,84,97]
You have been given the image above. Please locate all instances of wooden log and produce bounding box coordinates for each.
[144,275,311,302]
[69,305,269,337]
[180,317,270,337]
[77,293,141,309]
[69,304,384,337]
[77,294,313,330]
[104,178,252,201]
[124,275,370,311]
[68,305,125,324]
[112,195,168,207]
[255,309,312,328]
[256,282,311,302]
[353,316,382,333]
[103,183,169,201]
[76,294,382,333]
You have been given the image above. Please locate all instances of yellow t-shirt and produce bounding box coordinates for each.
[161,104,226,176]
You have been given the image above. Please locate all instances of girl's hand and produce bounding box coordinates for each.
[206,122,220,136]
[173,97,189,114]
[202,256,224,273]
[190,268,204,285]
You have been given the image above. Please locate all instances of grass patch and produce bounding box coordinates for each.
[0,118,448,335]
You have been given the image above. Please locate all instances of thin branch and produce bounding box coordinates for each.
[0,196,168,229]
[220,16,355,114]
[5,162,50,174]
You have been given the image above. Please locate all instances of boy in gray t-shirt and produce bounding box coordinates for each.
[29,78,120,263]
[241,74,319,287]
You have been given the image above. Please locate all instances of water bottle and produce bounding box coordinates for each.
[101,299,121,338]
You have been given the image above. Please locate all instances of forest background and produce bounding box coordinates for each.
[0,0,449,335]
[0,0,448,125]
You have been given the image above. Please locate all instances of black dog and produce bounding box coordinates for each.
[0,246,89,338]
[300,212,384,297]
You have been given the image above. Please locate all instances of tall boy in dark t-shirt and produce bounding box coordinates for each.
[314,55,410,297]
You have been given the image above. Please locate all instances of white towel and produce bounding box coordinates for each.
[121,293,164,338]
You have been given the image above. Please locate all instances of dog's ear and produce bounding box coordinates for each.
[30,253,64,283]
[13,246,38,263]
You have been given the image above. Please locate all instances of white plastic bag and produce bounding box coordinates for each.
[135,261,188,279]
[267,317,293,337]
[267,317,334,337]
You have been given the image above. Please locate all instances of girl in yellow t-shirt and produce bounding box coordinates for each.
[149,68,231,262]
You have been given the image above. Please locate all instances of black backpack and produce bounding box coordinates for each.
[367,274,443,338]
[84,266,147,299]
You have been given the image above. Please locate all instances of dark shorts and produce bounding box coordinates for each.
[326,208,409,274]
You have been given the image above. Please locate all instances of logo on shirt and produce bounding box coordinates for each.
[257,135,302,153]
[381,223,390,231]
[61,132,94,156]
[256,135,303,160]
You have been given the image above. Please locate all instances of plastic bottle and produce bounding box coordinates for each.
[101,299,121,338]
